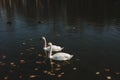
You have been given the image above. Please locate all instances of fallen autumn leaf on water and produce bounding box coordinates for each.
[106,76,112,79]
[96,72,100,75]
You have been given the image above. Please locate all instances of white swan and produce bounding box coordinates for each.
[42,36,64,52]
[48,42,73,61]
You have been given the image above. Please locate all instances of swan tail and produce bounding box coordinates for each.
[71,55,74,58]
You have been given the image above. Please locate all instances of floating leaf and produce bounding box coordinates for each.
[29,75,38,78]
[43,70,48,74]
[55,68,61,71]
[10,62,14,65]
[57,74,62,78]
[4,76,8,80]
[96,72,100,75]
[34,68,38,71]
[51,62,55,65]
[36,61,42,64]
[10,62,16,67]
[2,55,7,59]
[73,67,77,70]
[20,60,26,64]
[50,73,55,76]
[61,72,64,75]
[47,71,52,75]
[56,64,61,67]
[115,72,120,75]
[38,54,42,57]
[106,76,111,79]
[104,68,110,72]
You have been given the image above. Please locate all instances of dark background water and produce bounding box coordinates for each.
[0,0,120,80]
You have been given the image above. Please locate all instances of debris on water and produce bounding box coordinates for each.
[36,61,42,64]
[48,71,55,76]
[38,54,42,57]
[106,76,112,79]
[56,64,61,67]
[4,76,8,80]
[43,70,48,74]
[50,73,55,76]
[55,68,61,71]
[104,68,110,72]
[43,70,55,76]
[20,59,26,64]
[10,62,16,67]
[10,62,14,65]
[96,72,100,75]
[2,55,7,59]
[29,75,38,78]
[34,68,39,71]
[0,36,90,79]
[43,68,64,77]
[47,71,52,75]
[50,62,55,65]
[57,74,62,78]
[61,72,64,75]
[73,67,77,70]
[115,72,120,75]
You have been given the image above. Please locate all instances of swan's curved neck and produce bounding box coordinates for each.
[43,38,47,48]
[49,44,53,58]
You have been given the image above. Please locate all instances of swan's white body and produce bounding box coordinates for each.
[42,37,64,52]
[48,42,73,61]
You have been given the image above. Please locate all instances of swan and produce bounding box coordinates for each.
[48,42,73,61]
[42,36,64,52]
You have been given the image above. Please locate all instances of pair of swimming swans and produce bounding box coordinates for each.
[42,37,73,61]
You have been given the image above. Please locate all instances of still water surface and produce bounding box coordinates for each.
[0,0,120,80]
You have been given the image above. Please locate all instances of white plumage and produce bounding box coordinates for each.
[42,36,64,52]
[48,42,73,61]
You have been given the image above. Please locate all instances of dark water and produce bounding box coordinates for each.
[0,0,120,80]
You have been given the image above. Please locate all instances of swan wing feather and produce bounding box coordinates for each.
[52,53,72,61]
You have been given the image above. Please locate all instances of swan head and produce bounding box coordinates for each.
[42,36,45,39]
[48,42,52,46]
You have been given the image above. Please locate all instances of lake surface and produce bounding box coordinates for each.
[0,0,120,80]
